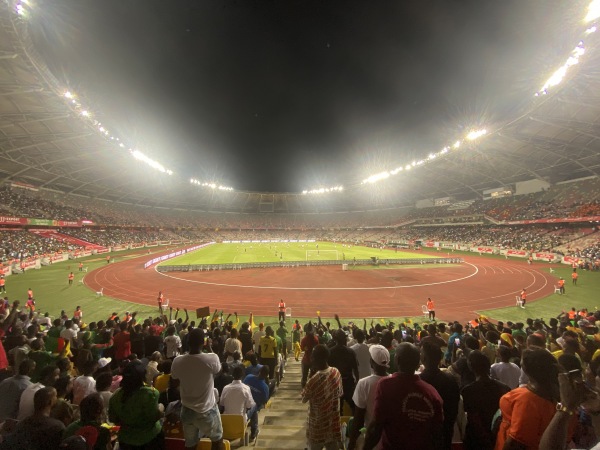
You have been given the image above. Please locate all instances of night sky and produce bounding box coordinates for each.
[30,0,583,192]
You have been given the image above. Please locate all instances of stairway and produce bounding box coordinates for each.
[240,358,308,450]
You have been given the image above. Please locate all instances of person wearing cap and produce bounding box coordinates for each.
[364,343,444,450]
[348,345,390,450]
[420,342,460,450]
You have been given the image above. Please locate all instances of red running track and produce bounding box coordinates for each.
[85,248,556,322]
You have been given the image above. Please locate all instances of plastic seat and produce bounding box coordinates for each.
[220,414,249,446]
[285,307,292,318]
[421,305,429,317]
[161,298,170,312]
[554,285,561,294]
[197,438,231,450]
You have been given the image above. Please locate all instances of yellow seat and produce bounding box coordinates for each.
[197,438,231,450]
[220,414,250,446]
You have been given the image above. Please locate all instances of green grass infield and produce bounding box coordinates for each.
[158,241,437,266]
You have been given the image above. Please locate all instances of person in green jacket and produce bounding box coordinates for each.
[108,360,163,449]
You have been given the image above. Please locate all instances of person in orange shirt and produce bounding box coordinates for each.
[572,271,578,286]
[27,288,33,300]
[68,272,74,286]
[494,348,566,450]
[558,278,566,295]
[78,262,83,272]
[278,299,286,322]
[567,308,577,321]
[426,297,436,320]
[520,289,527,308]
[73,306,83,320]
[0,276,5,294]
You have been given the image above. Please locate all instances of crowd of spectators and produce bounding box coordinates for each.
[2,299,600,449]
[0,231,77,262]
[61,229,180,248]
[1,178,600,230]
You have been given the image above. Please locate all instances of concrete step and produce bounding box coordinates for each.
[264,416,306,427]
[266,402,307,411]
[262,409,307,418]
[255,437,307,449]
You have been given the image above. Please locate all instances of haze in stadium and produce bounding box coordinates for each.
[28,0,584,193]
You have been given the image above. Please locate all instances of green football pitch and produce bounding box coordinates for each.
[158,241,437,266]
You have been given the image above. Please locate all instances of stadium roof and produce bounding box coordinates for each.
[1,1,600,214]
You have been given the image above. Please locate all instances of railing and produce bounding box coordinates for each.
[157,257,464,272]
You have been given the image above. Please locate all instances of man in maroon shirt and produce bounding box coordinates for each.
[300,323,319,388]
[113,321,131,362]
[364,343,444,450]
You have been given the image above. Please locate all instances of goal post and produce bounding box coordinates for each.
[305,250,339,261]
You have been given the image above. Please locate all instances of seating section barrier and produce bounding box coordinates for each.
[157,257,464,272]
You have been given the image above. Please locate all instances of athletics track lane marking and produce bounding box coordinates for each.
[153,262,480,290]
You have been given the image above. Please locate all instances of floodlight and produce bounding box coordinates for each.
[453,141,461,149]
[80,110,89,117]
[466,129,487,141]
[586,26,597,34]
[586,0,600,22]
[64,91,74,99]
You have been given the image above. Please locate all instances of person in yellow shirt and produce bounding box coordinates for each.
[259,326,278,379]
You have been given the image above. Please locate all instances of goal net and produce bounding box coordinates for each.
[305,250,339,261]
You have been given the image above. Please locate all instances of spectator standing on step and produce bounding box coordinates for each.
[348,345,390,450]
[302,344,343,450]
[364,343,444,450]
[171,328,223,450]
[328,329,359,415]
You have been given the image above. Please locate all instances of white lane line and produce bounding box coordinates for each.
[154,263,480,290]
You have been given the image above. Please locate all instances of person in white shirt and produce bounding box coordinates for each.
[350,329,371,380]
[252,323,265,354]
[348,345,390,450]
[220,366,256,419]
[72,360,98,405]
[224,328,242,361]
[59,320,78,348]
[490,345,521,389]
[18,365,60,420]
[171,328,223,450]
[164,326,182,358]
